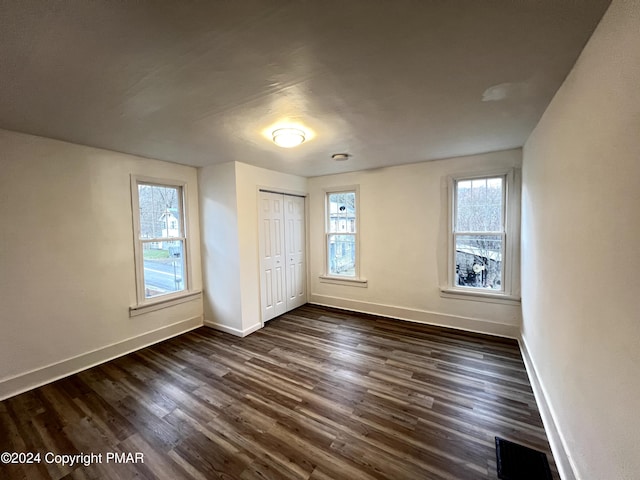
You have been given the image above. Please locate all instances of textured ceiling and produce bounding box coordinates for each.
[0,0,611,177]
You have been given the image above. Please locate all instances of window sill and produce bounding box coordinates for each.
[440,287,520,305]
[130,291,202,317]
[319,275,368,288]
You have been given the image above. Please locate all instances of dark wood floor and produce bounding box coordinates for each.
[0,305,558,480]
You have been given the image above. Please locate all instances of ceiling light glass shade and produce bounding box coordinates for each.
[272,128,305,148]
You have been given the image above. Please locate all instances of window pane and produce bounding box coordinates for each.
[328,234,356,276]
[143,240,185,298]
[455,235,502,290]
[328,192,356,233]
[455,177,502,232]
[138,184,181,239]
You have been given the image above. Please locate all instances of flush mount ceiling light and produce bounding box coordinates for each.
[331,153,350,161]
[272,128,305,148]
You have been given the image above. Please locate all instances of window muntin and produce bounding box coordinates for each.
[135,181,188,301]
[453,176,506,292]
[326,191,357,277]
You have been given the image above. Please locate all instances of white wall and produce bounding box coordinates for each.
[199,161,307,334]
[521,1,640,478]
[199,161,243,333]
[0,129,203,400]
[307,149,522,337]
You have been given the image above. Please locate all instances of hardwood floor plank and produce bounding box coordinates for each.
[0,305,559,479]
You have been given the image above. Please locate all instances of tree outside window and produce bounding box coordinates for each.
[453,177,505,291]
[135,182,187,300]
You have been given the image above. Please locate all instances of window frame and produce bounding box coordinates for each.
[320,186,367,286]
[444,169,520,302]
[130,175,192,308]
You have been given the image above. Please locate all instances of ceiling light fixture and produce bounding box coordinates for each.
[272,128,305,148]
[331,153,350,161]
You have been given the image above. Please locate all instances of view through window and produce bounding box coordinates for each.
[454,176,505,291]
[136,182,187,299]
[326,191,357,277]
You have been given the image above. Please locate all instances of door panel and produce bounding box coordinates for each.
[258,192,286,321]
[284,195,306,310]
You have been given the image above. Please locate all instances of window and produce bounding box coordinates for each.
[447,171,519,300]
[132,178,189,304]
[326,189,358,278]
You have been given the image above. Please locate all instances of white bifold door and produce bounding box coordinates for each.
[258,191,306,322]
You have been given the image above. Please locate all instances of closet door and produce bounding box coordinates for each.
[259,191,307,323]
[258,192,287,322]
[284,195,306,310]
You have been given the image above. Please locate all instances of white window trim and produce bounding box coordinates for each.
[129,291,203,316]
[441,169,520,303]
[130,175,197,314]
[321,185,367,287]
[319,275,368,287]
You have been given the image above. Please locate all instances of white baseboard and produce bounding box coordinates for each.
[203,320,262,337]
[519,335,577,480]
[0,315,203,402]
[308,294,519,339]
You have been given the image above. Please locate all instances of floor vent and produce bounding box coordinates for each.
[495,436,552,480]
